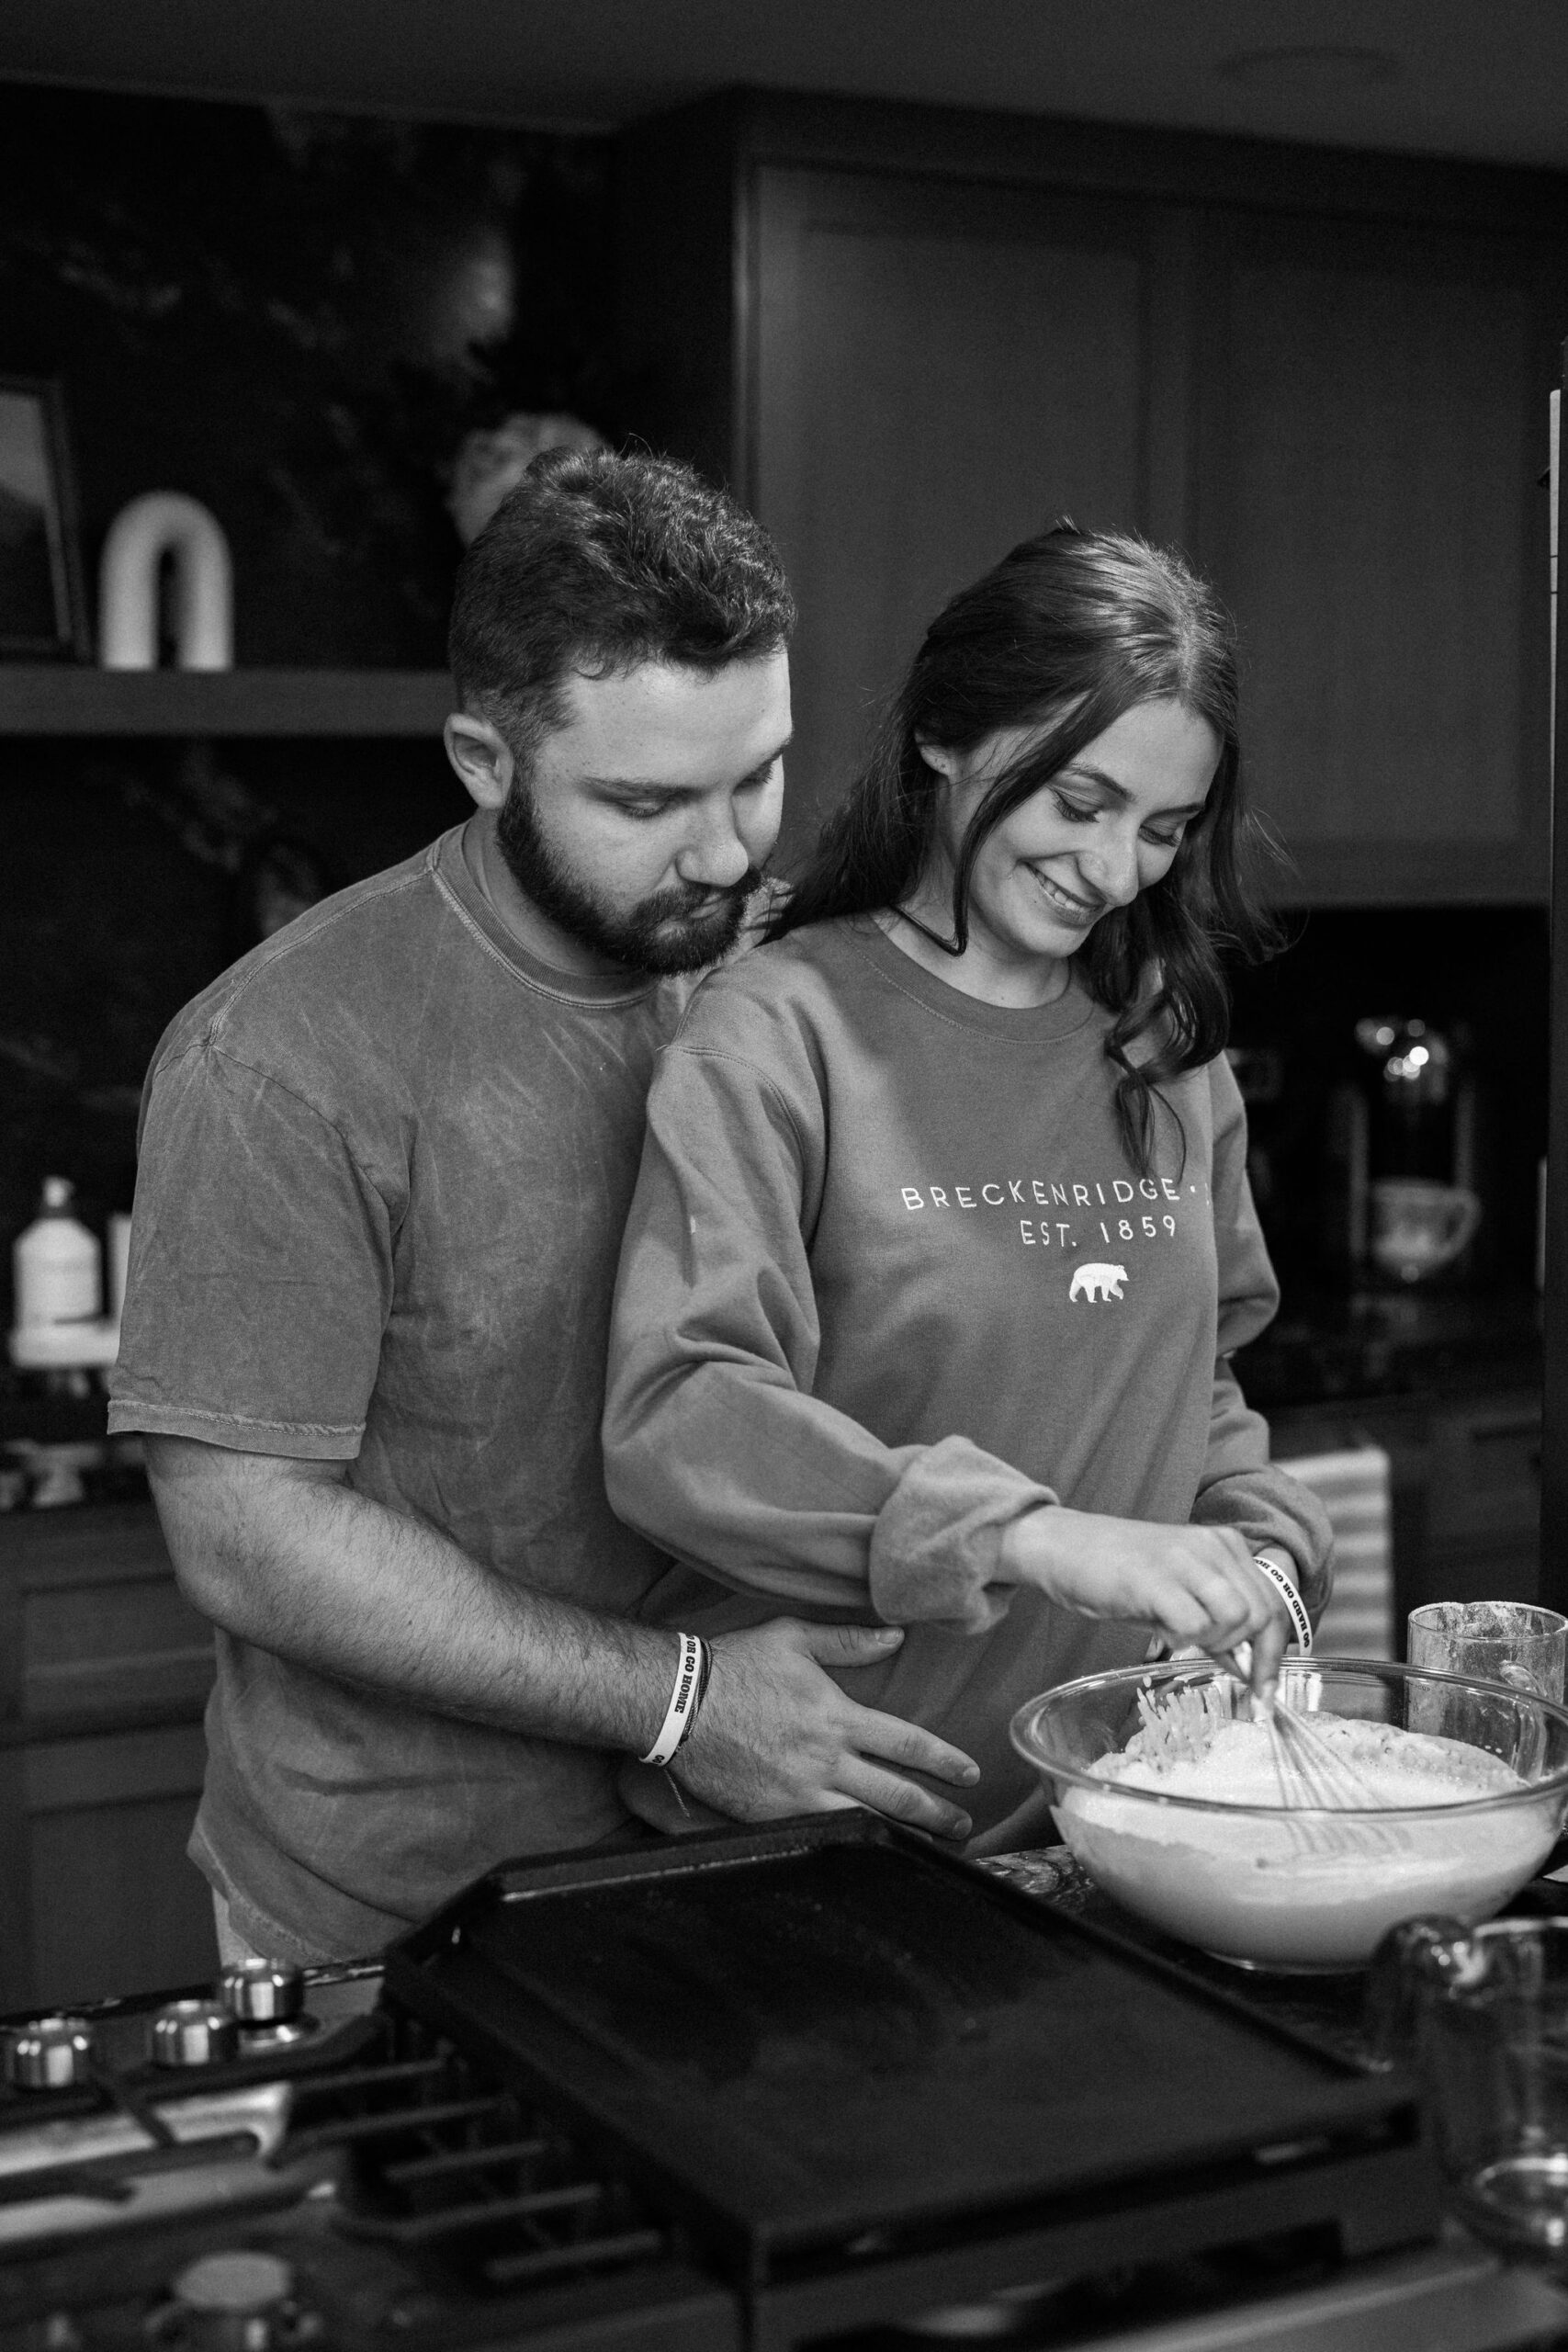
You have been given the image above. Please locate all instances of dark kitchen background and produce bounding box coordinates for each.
[0,79,1555,1317]
[0,6,1562,2004]
[0,87,611,1306]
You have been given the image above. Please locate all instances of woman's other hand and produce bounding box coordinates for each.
[1003,1508,1293,1700]
[668,1618,981,1838]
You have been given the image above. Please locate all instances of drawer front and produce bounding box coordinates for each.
[1427,1398,1541,1551]
[0,1504,214,1734]
[22,1577,214,1725]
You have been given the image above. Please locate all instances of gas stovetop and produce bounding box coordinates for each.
[1,1818,1566,2352]
[0,1961,731,2350]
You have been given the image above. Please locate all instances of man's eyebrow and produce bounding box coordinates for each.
[587,733,793,796]
[1055,762,1206,816]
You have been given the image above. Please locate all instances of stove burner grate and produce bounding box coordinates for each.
[281,2010,671,2296]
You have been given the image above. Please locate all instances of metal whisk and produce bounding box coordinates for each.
[1257,1690,1409,1860]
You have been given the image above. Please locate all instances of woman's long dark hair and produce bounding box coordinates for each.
[766,522,1282,1172]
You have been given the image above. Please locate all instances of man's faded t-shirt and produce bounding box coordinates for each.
[109,823,684,1958]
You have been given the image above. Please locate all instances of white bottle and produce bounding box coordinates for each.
[13,1178,102,1329]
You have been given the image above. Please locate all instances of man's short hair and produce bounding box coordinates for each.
[447,447,795,768]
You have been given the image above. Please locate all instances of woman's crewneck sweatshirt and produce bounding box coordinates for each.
[603,916,1331,1834]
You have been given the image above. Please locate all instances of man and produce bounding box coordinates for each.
[108,450,977,1964]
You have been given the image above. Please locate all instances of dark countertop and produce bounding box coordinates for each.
[0,1287,1543,1516]
[980,1846,1378,2068]
[1233,1284,1541,1413]
[981,1839,1568,2073]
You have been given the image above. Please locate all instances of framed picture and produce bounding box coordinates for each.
[0,376,88,659]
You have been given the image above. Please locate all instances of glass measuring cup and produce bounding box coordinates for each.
[1408,1603,1567,1704]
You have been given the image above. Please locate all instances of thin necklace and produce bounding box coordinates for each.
[885,902,1072,1008]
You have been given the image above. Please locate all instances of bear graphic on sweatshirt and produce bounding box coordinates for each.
[1069,1261,1128,1303]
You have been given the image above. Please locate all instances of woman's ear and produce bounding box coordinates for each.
[914,733,961,783]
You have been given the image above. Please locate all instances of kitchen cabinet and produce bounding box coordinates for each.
[1423,1388,1543,1605]
[0,1501,217,2010]
[748,171,1172,855]
[618,92,1568,894]
[1193,213,1555,904]
[1269,1384,1542,1648]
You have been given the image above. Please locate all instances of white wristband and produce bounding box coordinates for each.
[1252,1555,1313,1653]
[641,1633,705,1767]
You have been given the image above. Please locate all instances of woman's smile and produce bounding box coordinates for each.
[1025,863,1103,923]
[896,697,1223,1008]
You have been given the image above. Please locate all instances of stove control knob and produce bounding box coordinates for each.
[218,1956,303,2024]
[164,2250,316,2348]
[4,2013,95,2091]
[151,1999,240,2068]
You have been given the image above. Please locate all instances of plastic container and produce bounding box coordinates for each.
[12,1178,101,1329]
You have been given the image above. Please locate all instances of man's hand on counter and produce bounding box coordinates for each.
[143,1436,977,1838]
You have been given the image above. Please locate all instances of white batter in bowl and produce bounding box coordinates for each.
[1011,1659,1568,1971]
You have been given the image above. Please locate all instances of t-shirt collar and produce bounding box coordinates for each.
[434,821,663,1007]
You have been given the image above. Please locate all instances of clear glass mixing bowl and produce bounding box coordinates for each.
[1010,1657,1568,1972]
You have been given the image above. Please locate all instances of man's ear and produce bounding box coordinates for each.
[444,711,515,810]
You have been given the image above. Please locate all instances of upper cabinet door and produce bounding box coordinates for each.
[753,169,1179,858]
[617,95,1567,904]
[1196,214,1553,905]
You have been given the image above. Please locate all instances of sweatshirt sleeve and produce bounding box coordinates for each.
[1187,1057,1335,1619]
[602,1013,1052,1634]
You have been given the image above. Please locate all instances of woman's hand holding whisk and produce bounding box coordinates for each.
[1000,1508,1296,1702]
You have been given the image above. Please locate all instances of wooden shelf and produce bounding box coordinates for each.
[0,666,454,737]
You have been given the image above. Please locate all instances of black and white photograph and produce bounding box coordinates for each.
[3,7,1568,2346]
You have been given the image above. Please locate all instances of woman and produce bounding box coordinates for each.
[602,522,1332,1848]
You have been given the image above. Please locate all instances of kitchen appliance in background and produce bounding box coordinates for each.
[1371,1180,1482,1286]
[1323,1016,1485,1285]
[1224,907,1546,1301]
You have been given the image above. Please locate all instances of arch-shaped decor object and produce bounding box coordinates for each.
[98,492,233,670]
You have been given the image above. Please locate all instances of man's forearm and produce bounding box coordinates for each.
[145,1435,985,1842]
[146,1438,675,1754]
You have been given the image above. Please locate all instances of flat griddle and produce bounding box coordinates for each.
[386,1814,1439,2328]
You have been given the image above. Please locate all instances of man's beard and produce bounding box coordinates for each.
[495,777,761,975]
